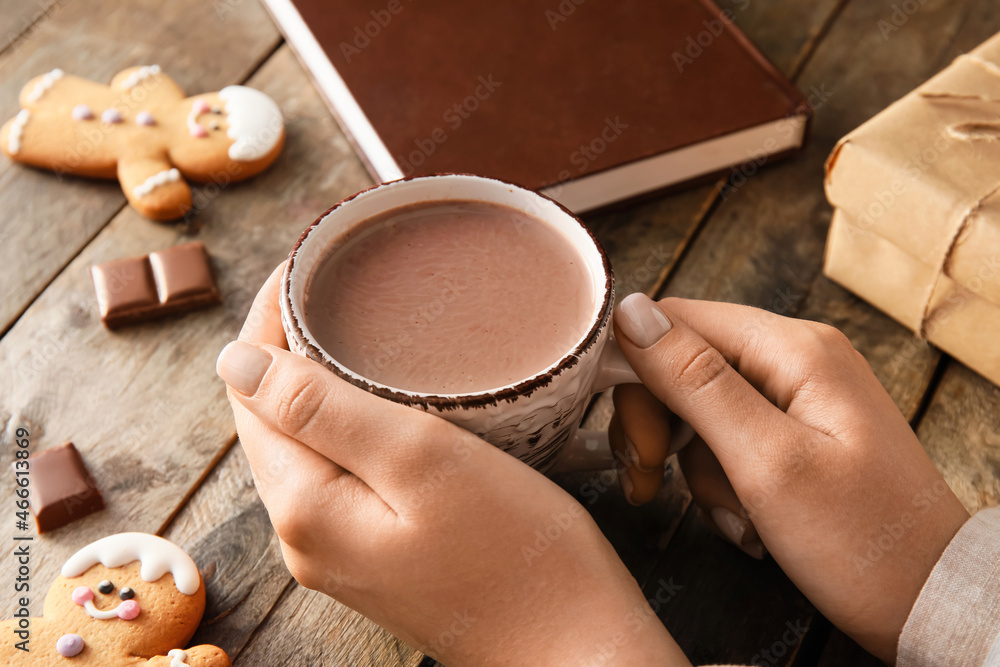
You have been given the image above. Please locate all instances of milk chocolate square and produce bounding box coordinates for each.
[91,256,158,324]
[149,242,221,305]
[21,443,105,533]
[91,241,221,328]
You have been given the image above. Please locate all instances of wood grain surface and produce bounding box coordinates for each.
[0,43,371,621]
[0,0,281,333]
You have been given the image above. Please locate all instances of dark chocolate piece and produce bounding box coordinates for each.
[20,443,105,533]
[91,241,221,328]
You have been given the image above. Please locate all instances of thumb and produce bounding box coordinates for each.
[612,293,795,471]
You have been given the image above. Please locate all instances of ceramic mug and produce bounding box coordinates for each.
[280,174,640,473]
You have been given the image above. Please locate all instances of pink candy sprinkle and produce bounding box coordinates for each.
[101,108,123,124]
[190,124,208,138]
[71,586,93,605]
[135,111,155,126]
[72,104,94,121]
[193,99,210,114]
[56,633,84,657]
[117,599,140,620]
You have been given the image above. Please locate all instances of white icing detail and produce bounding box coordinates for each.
[8,109,30,154]
[133,168,180,199]
[61,532,201,595]
[219,85,283,161]
[26,68,63,103]
[81,599,127,620]
[122,65,161,89]
[168,649,190,667]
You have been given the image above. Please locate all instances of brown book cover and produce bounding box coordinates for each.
[263,0,810,212]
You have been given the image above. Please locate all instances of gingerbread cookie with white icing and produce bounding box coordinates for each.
[0,533,231,666]
[0,66,284,221]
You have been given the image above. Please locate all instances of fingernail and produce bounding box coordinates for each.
[620,470,637,506]
[617,293,672,349]
[711,507,747,545]
[740,540,767,560]
[217,340,272,396]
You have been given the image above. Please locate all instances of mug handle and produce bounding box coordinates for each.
[550,338,640,473]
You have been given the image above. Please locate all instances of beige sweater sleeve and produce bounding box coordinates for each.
[897,507,1000,666]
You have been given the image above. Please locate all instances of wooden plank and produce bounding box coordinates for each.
[0,0,281,333]
[237,583,423,667]
[0,44,373,619]
[644,506,815,667]
[0,0,61,56]
[652,0,1000,663]
[915,364,1000,514]
[161,444,290,659]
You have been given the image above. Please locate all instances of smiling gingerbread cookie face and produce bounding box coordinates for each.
[0,66,284,221]
[167,85,285,183]
[44,561,204,660]
[0,533,230,666]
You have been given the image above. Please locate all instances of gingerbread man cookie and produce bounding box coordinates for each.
[0,533,231,666]
[1,66,284,220]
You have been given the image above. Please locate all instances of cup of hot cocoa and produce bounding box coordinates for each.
[280,174,638,472]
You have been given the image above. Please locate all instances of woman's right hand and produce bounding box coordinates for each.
[611,293,970,663]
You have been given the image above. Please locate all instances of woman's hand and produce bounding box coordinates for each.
[612,293,970,663]
[216,265,689,667]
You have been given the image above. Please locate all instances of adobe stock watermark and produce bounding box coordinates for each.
[544,0,587,30]
[720,82,834,201]
[541,116,629,200]
[886,250,999,377]
[877,0,931,41]
[418,609,477,657]
[749,618,809,666]
[614,245,674,298]
[396,74,503,176]
[853,478,951,574]
[357,275,471,379]
[521,501,588,565]
[339,0,417,63]
[671,0,752,72]
[214,0,246,21]
[583,577,683,667]
[842,127,957,243]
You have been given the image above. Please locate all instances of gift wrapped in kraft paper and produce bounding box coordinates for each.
[824,31,1000,387]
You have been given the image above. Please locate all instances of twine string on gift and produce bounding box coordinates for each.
[916,184,1000,338]
[914,52,1000,338]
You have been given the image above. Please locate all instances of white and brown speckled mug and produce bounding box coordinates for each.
[280,174,639,473]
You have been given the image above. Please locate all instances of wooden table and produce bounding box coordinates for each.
[2,0,998,665]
